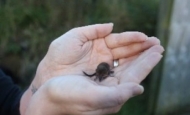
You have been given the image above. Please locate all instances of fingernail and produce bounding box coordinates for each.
[150,36,158,39]
[107,22,114,26]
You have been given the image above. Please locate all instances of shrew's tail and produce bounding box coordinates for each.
[83,71,96,77]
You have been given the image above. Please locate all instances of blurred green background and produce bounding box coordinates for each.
[0,0,159,115]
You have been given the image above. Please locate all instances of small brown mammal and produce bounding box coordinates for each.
[83,62,114,81]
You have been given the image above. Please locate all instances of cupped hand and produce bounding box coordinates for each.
[33,23,161,88]
[25,75,143,115]
[25,44,163,115]
[22,23,164,115]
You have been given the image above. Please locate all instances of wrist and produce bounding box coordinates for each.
[20,82,44,115]
[19,87,32,115]
[32,58,58,88]
[24,83,63,115]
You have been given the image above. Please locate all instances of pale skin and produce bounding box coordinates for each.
[20,23,164,115]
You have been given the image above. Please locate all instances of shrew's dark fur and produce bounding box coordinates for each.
[83,62,114,81]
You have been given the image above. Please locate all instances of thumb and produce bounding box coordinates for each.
[118,83,144,100]
[72,23,113,40]
[97,83,144,108]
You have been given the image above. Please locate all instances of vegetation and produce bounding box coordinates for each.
[0,0,159,114]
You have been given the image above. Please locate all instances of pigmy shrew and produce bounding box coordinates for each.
[83,62,114,82]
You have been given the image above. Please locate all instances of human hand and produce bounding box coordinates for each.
[25,76,143,115]
[25,44,163,115]
[33,23,161,88]
[20,23,162,114]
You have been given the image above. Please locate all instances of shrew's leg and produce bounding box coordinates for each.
[94,76,98,81]
[109,71,114,77]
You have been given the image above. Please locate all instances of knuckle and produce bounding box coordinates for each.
[111,106,122,113]
[115,94,125,105]
[146,64,153,72]
[113,87,125,106]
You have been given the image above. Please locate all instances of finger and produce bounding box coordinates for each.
[111,37,161,59]
[105,32,148,49]
[72,23,113,41]
[118,45,164,67]
[118,55,140,68]
[115,45,164,81]
[91,83,144,109]
[119,52,163,84]
[132,45,164,66]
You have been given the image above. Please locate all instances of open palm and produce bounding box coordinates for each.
[22,23,164,115]
[34,23,162,87]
